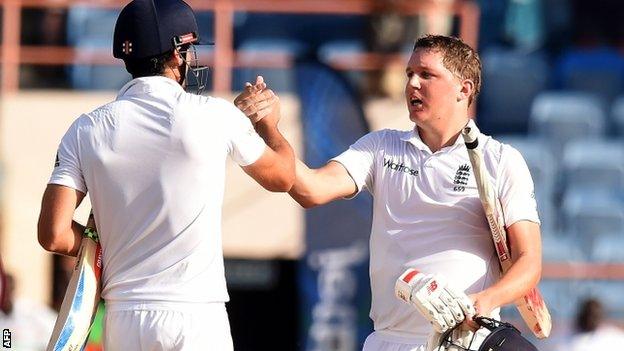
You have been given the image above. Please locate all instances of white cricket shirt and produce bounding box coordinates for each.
[332,123,540,343]
[49,76,266,309]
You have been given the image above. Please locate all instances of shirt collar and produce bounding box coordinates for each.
[400,125,466,154]
[117,76,184,99]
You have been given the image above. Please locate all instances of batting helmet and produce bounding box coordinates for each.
[113,0,209,94]
[439,317,539,351]
[113,0,200,59]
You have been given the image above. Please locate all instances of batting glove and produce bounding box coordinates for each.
[395,268,476,333]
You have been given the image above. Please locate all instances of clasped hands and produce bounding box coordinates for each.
[234,75,280,126]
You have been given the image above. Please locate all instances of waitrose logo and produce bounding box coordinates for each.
[383,158,419,177]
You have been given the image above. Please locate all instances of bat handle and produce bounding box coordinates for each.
[84,210,99,242]
[461,119,480,149]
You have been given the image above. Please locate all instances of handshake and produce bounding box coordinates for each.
[395,268,475,333]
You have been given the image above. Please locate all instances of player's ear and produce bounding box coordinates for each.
[458,79,474,103]
[172,50,184,67]
[164,51,183,71]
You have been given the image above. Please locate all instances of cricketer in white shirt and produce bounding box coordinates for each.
[331,127,539,346]
[40,75,294,350]
[237,35,544,351]
[50,76,266,305]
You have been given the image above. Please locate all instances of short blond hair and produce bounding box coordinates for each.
[413,35,482,106]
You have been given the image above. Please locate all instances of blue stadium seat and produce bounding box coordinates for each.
[503,0,545,50]
[610,95,624,136]
[590,231,624,262]
[475,0,508,49]
[542,231,585,262]
[562,139,624,193]
[539,279,579,318]
[478,48,549,135]
[529,91,607,158]
[561,188,624,250]
[497,136,558,230]
[554,48,624,103]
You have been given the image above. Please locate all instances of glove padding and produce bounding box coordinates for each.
[395,268,475,333]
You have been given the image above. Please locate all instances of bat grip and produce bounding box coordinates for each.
[461,120,480,149]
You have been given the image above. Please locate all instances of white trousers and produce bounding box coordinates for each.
[363,328,489,351]
[103,302,233,351]
[363,331,427,351]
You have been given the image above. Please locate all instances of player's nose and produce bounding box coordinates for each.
[407,75,420,89]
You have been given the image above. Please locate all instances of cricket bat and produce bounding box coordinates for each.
[46,211,102,351]
[461,121,552,338]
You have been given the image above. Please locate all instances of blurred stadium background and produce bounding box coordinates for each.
[1,0,624,350]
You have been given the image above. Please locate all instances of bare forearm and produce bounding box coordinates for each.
[253,121,295,191]
[470,221,542,318]
[482,252,541,308]
[288,159,320,208]
[288,160,357,208]
[255,122,294,163]
[38,184,86,257]
[38,219,85,257]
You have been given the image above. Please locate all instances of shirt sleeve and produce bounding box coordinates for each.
[218,98,266,166]
[497,145,540,227]
[48,117,87,194]
[330,130,381,197]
